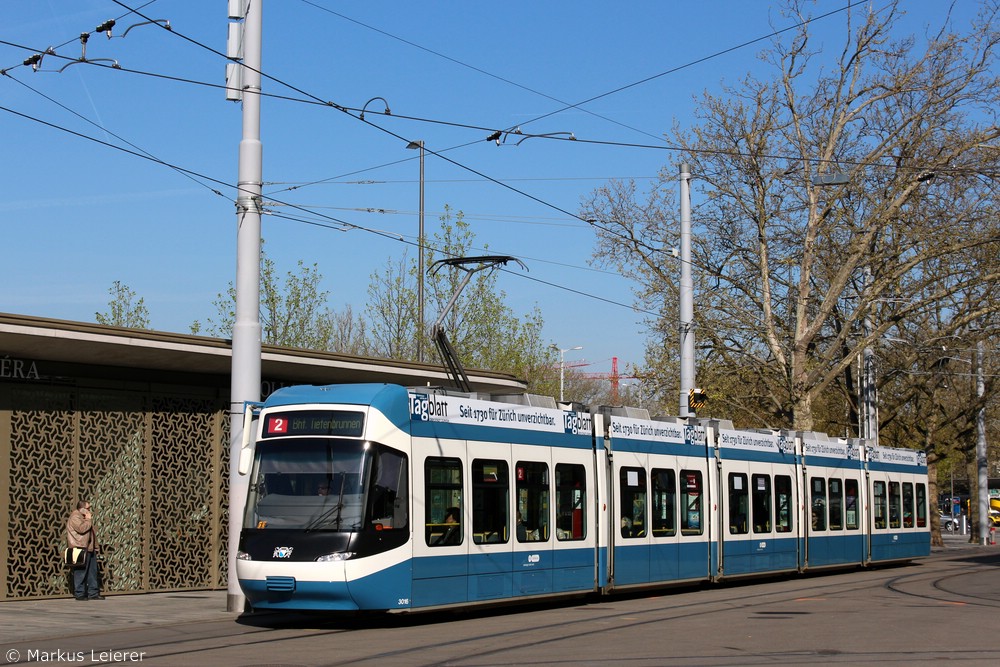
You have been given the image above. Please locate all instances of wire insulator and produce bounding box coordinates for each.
[95,20,116,38]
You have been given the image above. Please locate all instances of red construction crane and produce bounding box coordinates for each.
[575,357,639,404]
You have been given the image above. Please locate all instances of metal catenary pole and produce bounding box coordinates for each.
[976,339,988,545]
[678,163,695,417]
[228,0,263,613]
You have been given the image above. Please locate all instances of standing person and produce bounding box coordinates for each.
[65,500,104,601]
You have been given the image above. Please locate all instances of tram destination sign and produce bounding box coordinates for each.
[262,410,365,438]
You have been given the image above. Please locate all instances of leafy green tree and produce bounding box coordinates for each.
[316,304,371,356]
[259,255,330,348]
[366,251,419,360]
[96,281,150,329]
[366,206,557,392]
[199,242,366,352]
[200,213,557,393]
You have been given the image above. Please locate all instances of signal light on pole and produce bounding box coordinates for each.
[689,388,707,411]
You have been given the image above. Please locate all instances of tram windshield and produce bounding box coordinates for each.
[243,438,370,531]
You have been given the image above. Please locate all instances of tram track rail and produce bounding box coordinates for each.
[7,550,997,666]
[885,551,1000,609]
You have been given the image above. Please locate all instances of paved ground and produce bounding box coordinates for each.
[0,590,232,646]
[0,533,990,647]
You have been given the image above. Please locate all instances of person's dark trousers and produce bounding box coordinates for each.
[73,551,101,599]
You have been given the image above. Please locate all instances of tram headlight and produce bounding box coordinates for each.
[316,552,354,562]
[236,550,252,561]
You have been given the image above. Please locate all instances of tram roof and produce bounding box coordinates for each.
[0,312,525,392]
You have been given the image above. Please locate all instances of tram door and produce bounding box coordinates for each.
[611,452,650,586]
[866,471,927,561]
[720,460,756,576]
[805,472,866,567]
[511,445,556,596]
[467,441,515,602]
[412,439,470,608]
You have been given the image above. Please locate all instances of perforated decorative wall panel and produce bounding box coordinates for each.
[77,393,146,593]
[7,388,74,599]
[1,385,227,600]
[217,416,231,587]
[147,397,219,591]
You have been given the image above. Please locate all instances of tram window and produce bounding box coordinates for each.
[873,481,887,529]
[620,467,647,538]
[828,478,844,531]
[246,440,368,531]
[516,461,550,542]
[473,459,509,544]
[902,482,914,528]
[752,474,771,533]
[811,477,827,531]
[366,447,408,531]
[915,483,927,528]
[775,475,793,532]
[845,479,860,530]
[555,463,587,540]
[681,470,703,535]
[889,481,902,529]
[728,473,749,534]
[651,468,676,537]
[425,457,463,547]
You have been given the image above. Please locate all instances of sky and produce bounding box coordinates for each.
[0,1,981,380]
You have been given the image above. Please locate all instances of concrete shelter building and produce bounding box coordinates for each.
[0,313,522,600]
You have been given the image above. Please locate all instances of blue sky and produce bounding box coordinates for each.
[0,1,977,378]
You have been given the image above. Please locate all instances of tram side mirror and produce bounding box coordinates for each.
[238,403,261,476]
[238,447,254,475]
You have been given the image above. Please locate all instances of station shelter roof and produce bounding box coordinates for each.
[0,312,525,393]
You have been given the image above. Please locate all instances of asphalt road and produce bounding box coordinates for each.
[1,542,997,666]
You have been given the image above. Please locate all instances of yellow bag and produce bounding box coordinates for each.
[63,547,86,567]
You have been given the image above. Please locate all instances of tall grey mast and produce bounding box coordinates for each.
[227,0,263,613]
[678,163,695,417]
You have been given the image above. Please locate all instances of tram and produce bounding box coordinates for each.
[235,383,930,612]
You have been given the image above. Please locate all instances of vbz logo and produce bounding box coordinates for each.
[527,554,540,563]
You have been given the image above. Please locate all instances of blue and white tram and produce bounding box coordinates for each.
[863,443,930,562]
[597,410,713,590]
[235,383,929,613]
[237,383,599,611]
[714,426,800,578]
[798,431,867,569]
[407,388,597,606]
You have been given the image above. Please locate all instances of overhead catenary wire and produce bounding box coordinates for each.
[98,1,592,224]
[295,0,862,146]
[0,99,654,317]
[0,0,161,75]
[3,96,929,341]
[5,1,982,329]
[5,43,978,316]
[268,205,624,276]
[3,4,978,201]
[5,74,225,198]
[2,89,919,329]
[102,0,955,221]
[2,44,985,184]
[266,203,592,229]
[0,88,704,282]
